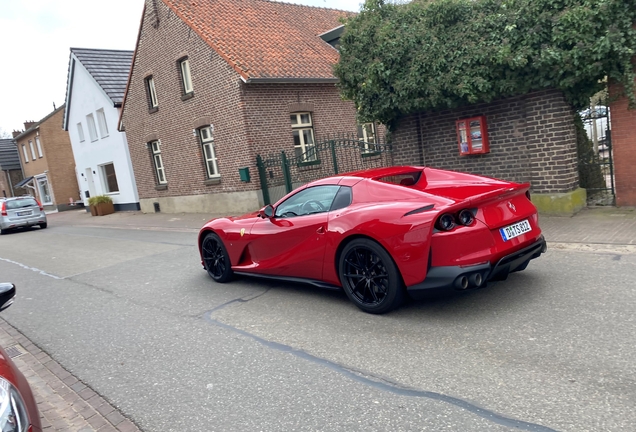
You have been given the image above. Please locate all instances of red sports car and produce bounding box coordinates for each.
[198,166,546,314]
[0,283,42,432]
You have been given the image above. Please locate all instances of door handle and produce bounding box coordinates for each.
[316,226,325,234]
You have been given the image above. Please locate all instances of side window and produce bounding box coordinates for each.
[330,186,352,211]
[290,112,316,162]
[149,140,167,184]
[275,185,340,218]
[145,76,158,110]
[179,58,193,95]
[198,126,219,178]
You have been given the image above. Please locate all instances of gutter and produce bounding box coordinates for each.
[241,77,339,84]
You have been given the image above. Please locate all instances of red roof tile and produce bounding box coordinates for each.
[161,0,351,81]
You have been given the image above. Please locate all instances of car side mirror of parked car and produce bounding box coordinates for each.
[0,283,16,312]
[259,205,274,219]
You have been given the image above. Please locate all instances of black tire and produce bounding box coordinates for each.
[40,223,48,229]
[338,238,404,314]
[201,232,233,283]
[0,229,7,235]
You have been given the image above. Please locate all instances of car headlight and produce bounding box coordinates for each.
[0,377,29,432]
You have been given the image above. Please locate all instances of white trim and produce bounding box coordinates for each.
[22,144,29,163]
[290,112,316,162]
[150,140,167,184]
[199,126,219,178]
[29,140,36,160]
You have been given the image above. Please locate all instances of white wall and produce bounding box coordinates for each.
[66,57,139,207]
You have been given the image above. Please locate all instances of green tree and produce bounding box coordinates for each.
[334,0,636,129]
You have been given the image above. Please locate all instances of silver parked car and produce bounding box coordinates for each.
[0,196,47,234]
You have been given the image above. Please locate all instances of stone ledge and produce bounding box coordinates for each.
[531,187,587,216]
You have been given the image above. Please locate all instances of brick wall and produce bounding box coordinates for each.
[391,89,579,194]
[609,80,636,206]
[13,109,79,209]
[121,0,377,212]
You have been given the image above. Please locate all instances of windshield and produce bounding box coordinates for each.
[6,198,38,209]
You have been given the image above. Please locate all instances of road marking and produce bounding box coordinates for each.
[0,257,63,279]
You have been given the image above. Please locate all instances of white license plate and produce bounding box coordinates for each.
[500,219,532,241]
[16,211,32,216]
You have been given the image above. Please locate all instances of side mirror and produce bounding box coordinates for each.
[0,283,16,312]
[259,204,274,219]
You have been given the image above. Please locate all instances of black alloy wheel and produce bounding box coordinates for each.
[202,232,233,283]
[339,238,404,314]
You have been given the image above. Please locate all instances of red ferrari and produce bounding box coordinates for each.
[198,166,546,314]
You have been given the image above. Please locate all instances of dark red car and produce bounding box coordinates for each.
[0,283,42,432]
[198,166,546,314]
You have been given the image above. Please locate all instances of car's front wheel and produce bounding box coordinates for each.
[201,232,233,283]
[339,238,404,314]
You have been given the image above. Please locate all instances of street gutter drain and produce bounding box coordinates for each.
[5,345,25,359]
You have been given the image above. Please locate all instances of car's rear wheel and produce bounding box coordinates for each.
[40,223,47,229]
[202,232,233,283]
[339,238,404,314]
[0,229,7,235]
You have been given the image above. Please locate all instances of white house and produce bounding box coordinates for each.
[63,48,140,211]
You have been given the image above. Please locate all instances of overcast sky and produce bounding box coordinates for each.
[0,0,365,136]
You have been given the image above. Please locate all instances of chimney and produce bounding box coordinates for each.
[23,121,36,130]
[12,130,22,138]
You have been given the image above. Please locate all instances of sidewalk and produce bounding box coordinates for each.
[49,205,636,245]
[5,205,635,431]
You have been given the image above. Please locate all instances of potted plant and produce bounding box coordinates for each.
[87,195,115,216]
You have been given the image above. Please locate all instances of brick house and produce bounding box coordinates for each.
[390,89,585,214]
[119,0,379,214]
[63,48,140,211]
[0,139,24,198]
[12,106,80,211]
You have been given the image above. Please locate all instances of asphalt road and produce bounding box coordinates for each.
[0,223,634,431]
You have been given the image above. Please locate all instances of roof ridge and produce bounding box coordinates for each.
[258,0,354,13]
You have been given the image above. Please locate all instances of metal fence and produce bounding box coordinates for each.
[256,134,393,205]
[578,103,615,206]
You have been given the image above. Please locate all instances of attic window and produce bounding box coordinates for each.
[145,76,158,111]
[179,58,193,97]
[319,25,345,50]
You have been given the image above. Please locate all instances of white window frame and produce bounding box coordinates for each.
[22,144,29,163]
[35,136,43,158]
[96,108,109,138]
[199,126,219,178]
[100,162,119,193]
[290,112,316,162]
[150,140,167,184]
[180,59,193,94]
[86,114,98,142]
[359,122,378,153]
[29,140,36,160]
[146,76,158,108]
[77,122,85,142]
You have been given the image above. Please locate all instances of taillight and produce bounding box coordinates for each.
[1,202,6,216]
[36,200,43,211]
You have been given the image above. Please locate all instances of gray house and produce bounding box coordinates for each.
[0,139,24,198]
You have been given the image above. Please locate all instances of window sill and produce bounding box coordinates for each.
[361,151,381,158]
[155,184,168,191]
[297,160,321,167]
[204,177,221,186]
[181,92,194,101]
[148,107,159,114]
